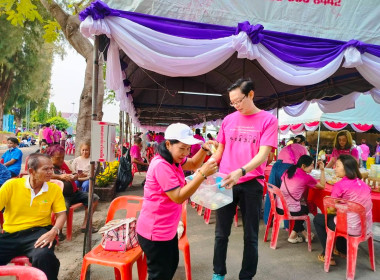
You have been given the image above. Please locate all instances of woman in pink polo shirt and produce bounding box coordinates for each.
[326,130,359,168]
[314,154,372,265]
[276,155,325,243]
[263,135,308,224]
[136,123,217,280]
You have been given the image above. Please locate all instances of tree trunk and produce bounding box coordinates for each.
[39,0,105,156]
[0,65,14,130]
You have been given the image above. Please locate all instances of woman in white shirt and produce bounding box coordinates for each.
[72,142,91,192]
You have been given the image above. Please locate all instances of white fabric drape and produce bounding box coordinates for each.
[80,16,380,125]
[283,101,310,117]
[317,92,361,113]
[304,122,319,131]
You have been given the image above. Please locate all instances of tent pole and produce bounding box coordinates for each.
[85,35,99,280]
[315,121,321,169]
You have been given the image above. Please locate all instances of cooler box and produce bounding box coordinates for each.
[186,172,232,210]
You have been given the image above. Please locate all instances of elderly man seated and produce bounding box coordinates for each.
[0,153,66,280]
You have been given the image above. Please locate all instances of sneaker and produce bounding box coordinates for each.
[212,273,225,280]
[287,236,303,243]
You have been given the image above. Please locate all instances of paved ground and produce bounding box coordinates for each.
[54,173,380,280]
[2,149,380,279]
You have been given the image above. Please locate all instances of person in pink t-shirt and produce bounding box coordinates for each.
[326,130,359,168]
[42,123,54,145]
[314,154,372,265]
[276,155,325,243]
[210,78,278,280]
[52,126,61,145]
[359,140,370,169]
[130,137,149,172]
[190,129,205,157]
[264,135,308,225]
[136,123,217,280]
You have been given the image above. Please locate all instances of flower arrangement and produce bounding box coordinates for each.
[96,161,120,188]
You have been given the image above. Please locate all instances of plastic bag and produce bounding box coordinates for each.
[115,149,133,192]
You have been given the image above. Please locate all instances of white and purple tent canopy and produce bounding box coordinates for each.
[79,0,380,130]
[279,92,380,134]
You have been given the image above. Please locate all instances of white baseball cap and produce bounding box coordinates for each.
[165,123,203,145]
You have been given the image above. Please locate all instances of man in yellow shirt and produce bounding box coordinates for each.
[0,153,66,280]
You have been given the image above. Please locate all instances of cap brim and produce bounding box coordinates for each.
[179,137,203,145]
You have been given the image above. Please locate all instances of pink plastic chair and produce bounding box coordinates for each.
[0,265,47,280]
[263,183,312,251]
[323,197,375,280]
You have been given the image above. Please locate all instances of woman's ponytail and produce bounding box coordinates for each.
[286,155,314,179]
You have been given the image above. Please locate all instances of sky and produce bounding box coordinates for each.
[50,48,120,124]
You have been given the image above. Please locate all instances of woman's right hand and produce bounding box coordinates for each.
[199,158,218,178]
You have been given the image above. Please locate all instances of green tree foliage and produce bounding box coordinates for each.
[0,0,61,42]
[31,99,49,123]
[48,102,58,118]
[0,11,54,128]
[46,116,70,130]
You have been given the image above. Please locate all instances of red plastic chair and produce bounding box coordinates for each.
[0,212,3,231]
[80,196,147,280]
[65,143,75,155]
[145,147,155,163]
[51,179,84,241]
[10,256,32,266]
[179,201,192,280]
[0,265,47,280]
[263,168,271,198]
[263,183,312,251]
[323,197,375,280]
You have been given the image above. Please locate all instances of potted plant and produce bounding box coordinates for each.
[94,161,120,201]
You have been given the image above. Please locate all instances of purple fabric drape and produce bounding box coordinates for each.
[80,0,380,68]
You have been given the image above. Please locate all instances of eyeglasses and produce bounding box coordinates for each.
[229,95,246,107]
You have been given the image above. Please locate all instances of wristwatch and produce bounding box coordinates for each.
[240,167,246,176]
[52,226,60,235]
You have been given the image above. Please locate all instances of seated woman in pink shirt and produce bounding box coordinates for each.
[276,155,325,243]
[314,154,372,265]
[136,123,217,280]
[264,134,309,224]
[326,130,359,168]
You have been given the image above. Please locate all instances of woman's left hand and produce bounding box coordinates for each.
[223,169,243,189]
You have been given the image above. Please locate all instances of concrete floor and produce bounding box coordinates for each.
[2,149,379,280]
[61,174,380,280]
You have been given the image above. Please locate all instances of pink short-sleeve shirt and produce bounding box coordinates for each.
[360,144,370,161]
[331,177,372,236]
[136,155,185,241]
[276,168,317,212]
[130,145,143,162]
[277,144,308,165]
[217,110,278,185]
[331,147,359,161]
